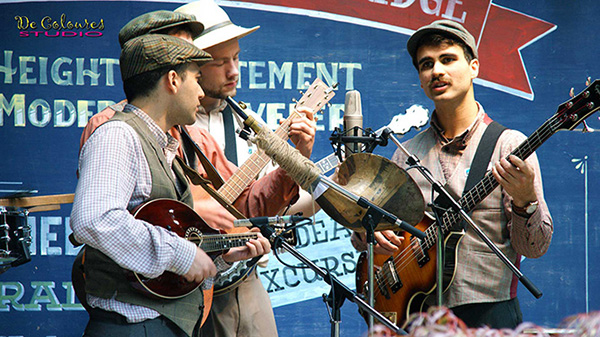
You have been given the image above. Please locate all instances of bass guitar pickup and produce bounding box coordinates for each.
[374,257,403,300]
[410,236,430,267]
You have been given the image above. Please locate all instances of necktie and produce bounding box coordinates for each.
[222,105,238,166]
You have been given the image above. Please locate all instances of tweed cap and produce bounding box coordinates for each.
[120,34,212,81]
[176,0,259,50]
[118,10,204,47]
[407,20,478,65]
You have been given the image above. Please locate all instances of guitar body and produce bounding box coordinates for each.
[355,214,464,326]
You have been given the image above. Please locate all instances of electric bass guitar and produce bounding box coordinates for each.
[356,80,600,326]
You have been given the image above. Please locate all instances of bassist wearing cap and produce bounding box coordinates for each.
[352,20,553,329]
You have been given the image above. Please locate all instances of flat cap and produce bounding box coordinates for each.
[120,34,212,81]
[118,10,204,47]
[407,20,478,65]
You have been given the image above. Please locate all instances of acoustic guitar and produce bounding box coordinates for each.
[213,78,336,294]
[355,80,600,326]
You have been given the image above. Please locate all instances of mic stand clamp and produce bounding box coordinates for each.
[254,222,408,337]
[329,126,389,161]
[238,125,253,141]
[384,130,543,299]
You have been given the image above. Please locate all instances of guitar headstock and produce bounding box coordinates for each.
[295,78,336,112]
[554,79,600,131]
[387,104,430,135]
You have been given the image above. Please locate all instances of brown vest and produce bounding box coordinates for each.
[83,110,201,336]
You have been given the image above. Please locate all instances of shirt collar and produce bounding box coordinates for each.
[430,102,486,152]
[198,100,227,116]
[123,103,179,151]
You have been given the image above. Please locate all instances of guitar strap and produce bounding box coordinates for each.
[457,120,506,230]
[178,125,225,189]
[463,121,507,194]
[176,127,246,220]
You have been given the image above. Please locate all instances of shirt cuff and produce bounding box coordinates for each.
[214,255,233,272]
[167,238,197,276]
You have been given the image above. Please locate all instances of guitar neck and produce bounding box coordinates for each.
[218,110,301,204]
[199,233,259,253]
[422,117,558,247]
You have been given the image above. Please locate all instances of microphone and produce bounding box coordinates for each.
[234,215,306,227]
[343,90,363,157]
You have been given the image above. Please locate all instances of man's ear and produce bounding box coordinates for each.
[164,70,180,94]
[470,58,480,79]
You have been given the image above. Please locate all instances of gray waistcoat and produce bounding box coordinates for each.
[83,110,201,336]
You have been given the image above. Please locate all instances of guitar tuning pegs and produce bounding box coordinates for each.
[586,77,592,86]
[569,87,575,98]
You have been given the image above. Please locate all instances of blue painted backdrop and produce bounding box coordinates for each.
[1,0,599,336]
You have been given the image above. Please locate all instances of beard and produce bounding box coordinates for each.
[200,80,237,100]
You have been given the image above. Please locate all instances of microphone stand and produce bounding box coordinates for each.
[226,96,423,335]
[383,129,543,305]
[255,221,408,336]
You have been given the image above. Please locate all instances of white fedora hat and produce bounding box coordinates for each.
[176,0,259,50]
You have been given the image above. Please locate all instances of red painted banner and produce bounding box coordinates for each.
[232,0,555,99]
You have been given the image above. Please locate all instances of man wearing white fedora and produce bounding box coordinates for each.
[176,1,317,336]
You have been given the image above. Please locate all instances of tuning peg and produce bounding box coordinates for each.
[569,87,575,98]
[586,77,592,86]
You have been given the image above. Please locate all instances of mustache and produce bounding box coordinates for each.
[428,75,450,87]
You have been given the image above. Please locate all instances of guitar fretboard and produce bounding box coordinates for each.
[218,110,300,204]
[199,233,259,253]
[420,115,561,250]
[218,79,334,204]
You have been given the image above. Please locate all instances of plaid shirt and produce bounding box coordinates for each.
[71,104,227,322]
[392,103,553,307]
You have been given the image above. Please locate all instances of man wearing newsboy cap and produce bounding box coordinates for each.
[79,10,204,147]
[352,20,553,329]
[70,34,271,337]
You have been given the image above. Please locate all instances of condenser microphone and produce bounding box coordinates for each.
[233,215,306,227]
[343,90,363,157]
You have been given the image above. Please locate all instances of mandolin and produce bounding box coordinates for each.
[126,198,258,300]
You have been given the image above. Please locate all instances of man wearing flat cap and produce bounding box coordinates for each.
[74,8,317,336]
[352,20,553,328]
[79,10,204,147]
[70,34,271,336]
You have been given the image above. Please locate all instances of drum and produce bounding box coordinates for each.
[0,207,32,271]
